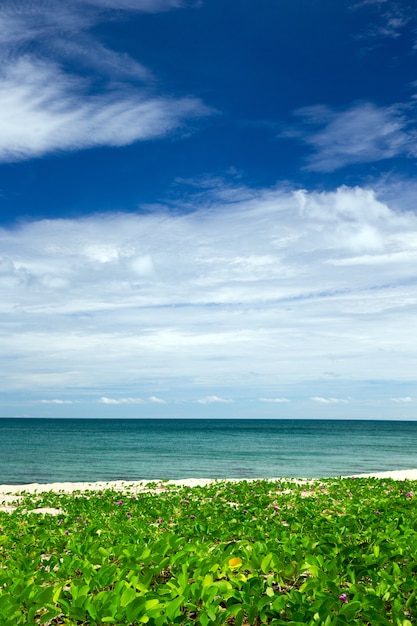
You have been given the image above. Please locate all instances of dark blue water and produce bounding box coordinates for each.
[0,418,416,484]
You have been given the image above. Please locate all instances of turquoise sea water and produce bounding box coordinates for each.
[0,419,416,484]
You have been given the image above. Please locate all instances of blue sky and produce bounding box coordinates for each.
[1,0,417,418]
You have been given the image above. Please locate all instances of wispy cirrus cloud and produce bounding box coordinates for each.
[390,396,412,403]
[351,0,414,42]
[259,398,290,403]
[81,0,186,10]
[0,57,206,162]
[289,102,417,172]
[0,0,208,162]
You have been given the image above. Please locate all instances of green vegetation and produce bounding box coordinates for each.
[0,478,416,625]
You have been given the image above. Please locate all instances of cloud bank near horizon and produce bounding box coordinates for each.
[1,181,417,415]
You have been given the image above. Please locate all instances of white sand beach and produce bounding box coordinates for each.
[0,477,214,498]
[1,470,417,505]
[350,469,417,480]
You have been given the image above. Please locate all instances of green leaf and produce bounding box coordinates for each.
[165,595,183,620]
[120,585,137,607]
[39,607,61,624]
[339,600,361,620]
[98,546,109,557]
[198,612,210,626]
[52,584,63,603]
[261,552,274,574]
[145,598,161,610]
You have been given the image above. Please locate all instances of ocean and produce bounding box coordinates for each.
[0,418,416,484]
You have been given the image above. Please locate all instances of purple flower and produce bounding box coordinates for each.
[243,509,248,514]
[190,515,196,519]
[157,518,163,524]
[339,593,348,604]
[127,512,131,519]
[406,492,413,498]
[374,510,381,515]
[65,530,69,536]
[58,518,64,525]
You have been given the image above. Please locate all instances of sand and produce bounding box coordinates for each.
[349,469,417,480]
[1,469,417,513]
[0,478,219,513]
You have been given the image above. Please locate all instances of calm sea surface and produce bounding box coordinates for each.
[0,418,416,484]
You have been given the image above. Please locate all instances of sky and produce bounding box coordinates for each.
[1,0,417,419]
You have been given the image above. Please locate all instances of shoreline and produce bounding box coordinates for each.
[1,469,417,498]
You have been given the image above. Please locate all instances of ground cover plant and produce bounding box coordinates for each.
[0,477,416,625]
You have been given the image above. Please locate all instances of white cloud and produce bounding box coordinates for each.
[0,1,209,162]
[0,57,207,162]
[291,102,417,172]
[391,397,412,403]
[311,397,351,404]
[149,396,167,404]
[351,0,414,41]
[40,399,77,404]
[1,182,417,411]
[196,396,234,404]
[259,397,290,403]
[81,0,185,10]
[99,397,144,404]
[99,395,166,404]
[352,0,388,5]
